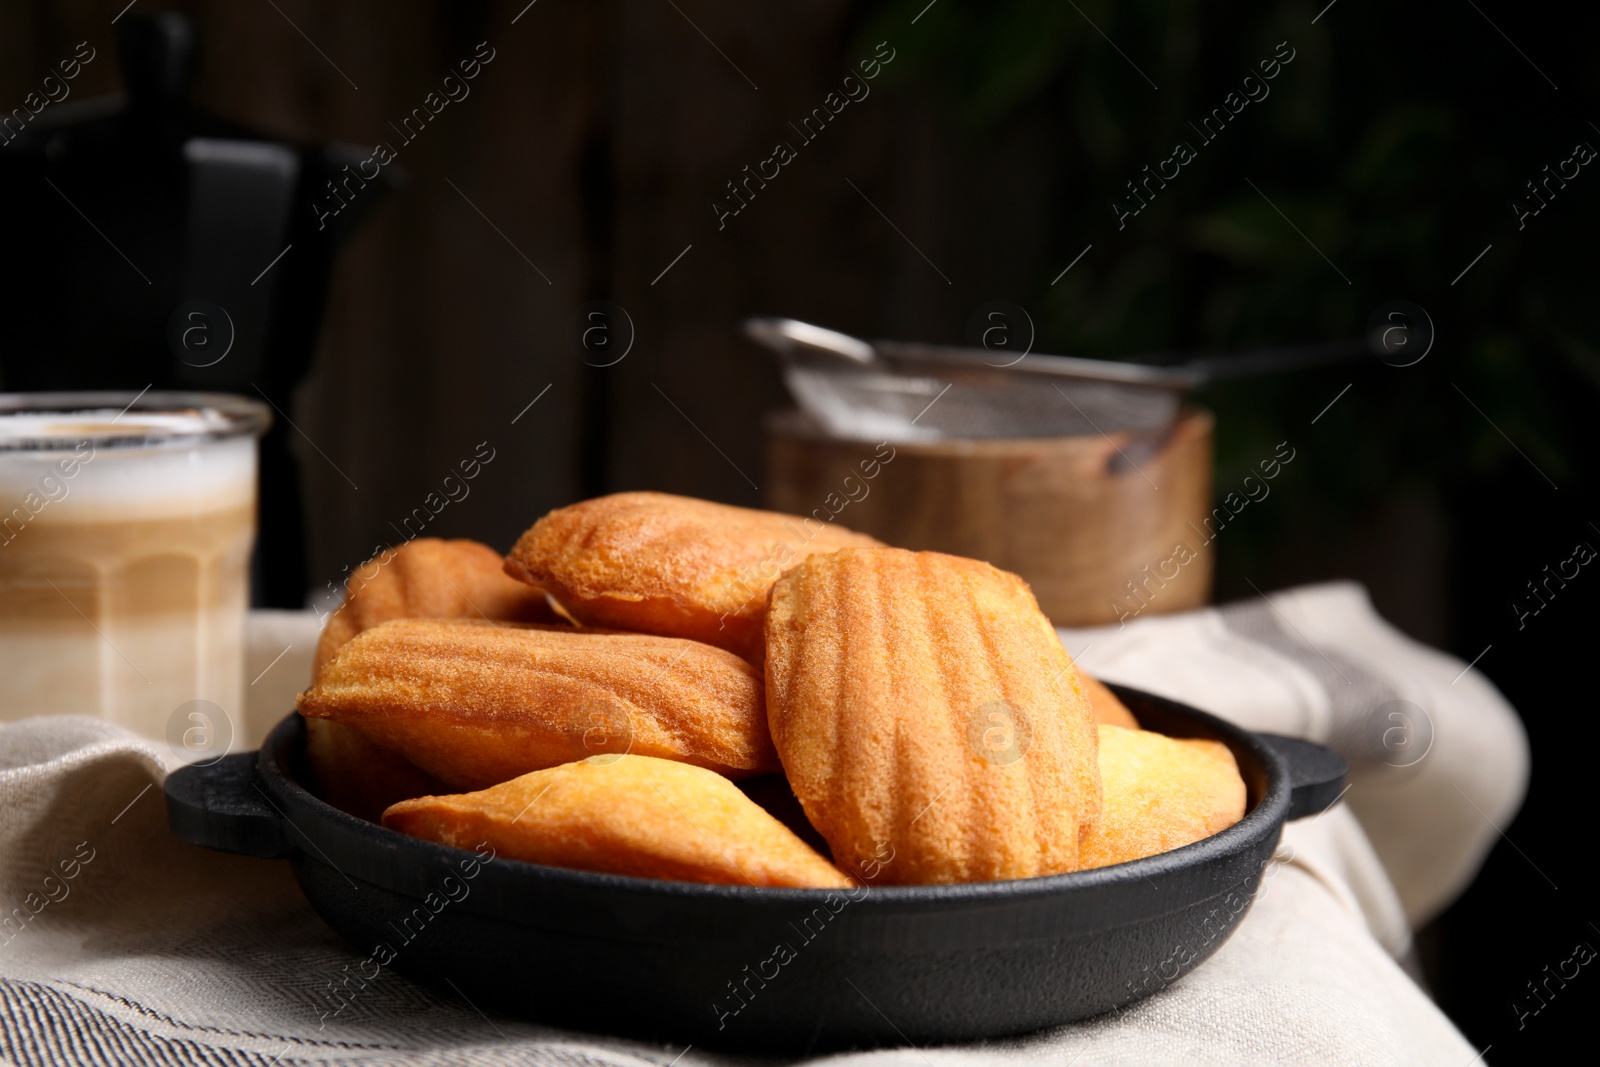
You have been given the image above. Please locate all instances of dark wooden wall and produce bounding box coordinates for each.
[2,0,1048,596]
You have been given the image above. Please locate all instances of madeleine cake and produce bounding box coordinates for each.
[299,618,778,789]
[314,537,558,674]
[1078,724,1247,871]
[765,547,1102,884]
[307,537,561,817]
[503,491,880,663]
[384,755,852,888]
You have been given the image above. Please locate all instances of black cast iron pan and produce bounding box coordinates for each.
[165,686,1346,1052]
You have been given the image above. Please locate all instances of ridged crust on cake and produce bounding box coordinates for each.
[765,547,1102,885]
[383,755,852,888]
[299,618,778,789]
[503,492,880,663]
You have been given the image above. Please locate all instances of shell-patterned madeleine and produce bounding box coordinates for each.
[503,491,880,663]
[765,547,1102,885]
[383,755,852,888]
[314,537,558,676]
[307,537,559,820]
[1078,724,1246,871]
[298,618,779,790]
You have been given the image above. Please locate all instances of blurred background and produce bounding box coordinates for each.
[2,0,1594,1060]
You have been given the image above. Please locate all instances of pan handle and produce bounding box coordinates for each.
[1258,734,1349,820]
[166,752,298,859]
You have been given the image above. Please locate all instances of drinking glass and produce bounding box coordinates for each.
[0,392,270,746]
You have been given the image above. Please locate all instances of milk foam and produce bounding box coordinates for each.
[0,410,255,517]
[0,408,236,443]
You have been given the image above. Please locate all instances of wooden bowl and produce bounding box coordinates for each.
[763,408,1214,626]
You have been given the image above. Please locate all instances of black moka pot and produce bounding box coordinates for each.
[0,12,398,607]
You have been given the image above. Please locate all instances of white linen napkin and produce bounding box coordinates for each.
[1059,581,1528,927]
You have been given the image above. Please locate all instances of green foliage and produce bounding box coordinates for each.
[856,0,1599,607]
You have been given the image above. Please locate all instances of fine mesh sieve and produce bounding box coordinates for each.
[747,318,1371,441]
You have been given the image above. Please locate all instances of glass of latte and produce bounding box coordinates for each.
[0,393,270,741]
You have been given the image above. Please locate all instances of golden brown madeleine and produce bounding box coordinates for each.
[305,717,451,822]
[503,491,880,662]
[306,538,558,818]
[1081,672,1141,729]
[1078,724,1247,871]
[383,755,853,888]
[299,618,779,789]
[765,547,1102,885]
[313,537,558,675]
